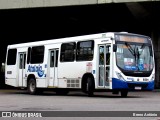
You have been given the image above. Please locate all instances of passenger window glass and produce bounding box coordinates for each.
[60,42,75,62]
[27,47,31,64]
[50,51,54,67]
[76,40,94,61]
[19,54,23,69]
[30,46,44,64]
[55,50,59,67]
[7,49,17,65]
[19,54,26,69]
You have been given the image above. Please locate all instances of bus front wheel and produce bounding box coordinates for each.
[87,77,95,97]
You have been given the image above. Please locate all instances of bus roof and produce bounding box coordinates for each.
[7,32,150,49]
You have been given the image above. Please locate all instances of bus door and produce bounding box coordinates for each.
[98,44,111,88]
[18,52,26,87]
[48,49,59,87]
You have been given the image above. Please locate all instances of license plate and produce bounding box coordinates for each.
[135,86,141,90]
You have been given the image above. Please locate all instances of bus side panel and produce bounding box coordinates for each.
[36,78,47,88]
[5,65,17,87]
[26,64,48,88]
[57,79,67,88]
[58,62,87,88]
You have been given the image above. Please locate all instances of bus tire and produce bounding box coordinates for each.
[120,90,128,97]
[87,77,95,97]
[28,78,37,95]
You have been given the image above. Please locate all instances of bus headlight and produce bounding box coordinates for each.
[150,74,155,81]
[143,78,149,82]
[116,72,125,81]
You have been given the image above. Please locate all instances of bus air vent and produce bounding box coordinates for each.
[67,79,80,88]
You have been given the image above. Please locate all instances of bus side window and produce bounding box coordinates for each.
[30,46,45,64]
[7,49,17,65]
[19,54,23,69]
[55,50,59,67]
[27,47,31,64]
[106,45,110,65]
[76,40,94,61]
[60,42,76,62]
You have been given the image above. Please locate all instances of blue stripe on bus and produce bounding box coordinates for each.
[112,78,154,90]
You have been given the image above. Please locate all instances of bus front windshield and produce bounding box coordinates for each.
[116,43,154,72]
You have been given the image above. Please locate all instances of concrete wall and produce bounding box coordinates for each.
[0,0,158,9]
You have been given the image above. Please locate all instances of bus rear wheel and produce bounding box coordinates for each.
[120,90,128,97]
[28,78,37,95]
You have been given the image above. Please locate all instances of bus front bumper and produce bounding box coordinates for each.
[112,78,154,90]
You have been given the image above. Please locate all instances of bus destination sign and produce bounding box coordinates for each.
[116,35,148,43]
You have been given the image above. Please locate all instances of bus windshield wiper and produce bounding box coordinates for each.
[138,43,145,56]
[125,42,139,71]
[125,42,136,56]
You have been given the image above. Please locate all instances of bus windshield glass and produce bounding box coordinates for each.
[115,34,154,73]
[116,43,154,72]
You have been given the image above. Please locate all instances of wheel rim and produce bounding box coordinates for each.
[86,82,88,92]
[30,81,35,92]
[87,77,91,92]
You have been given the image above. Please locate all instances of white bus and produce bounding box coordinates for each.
[5,32,155,97]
